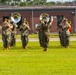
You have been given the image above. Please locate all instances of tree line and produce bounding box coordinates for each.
[0,0,76,6]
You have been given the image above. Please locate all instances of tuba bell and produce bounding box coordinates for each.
[39,13,50,23]
[11,12,21,23]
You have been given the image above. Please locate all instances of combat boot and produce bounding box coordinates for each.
[43,48,48,51]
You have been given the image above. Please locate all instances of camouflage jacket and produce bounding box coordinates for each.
[62,23,70,36]
[2,24,11,36]
[39,22,51,36]
[20,25,29,36]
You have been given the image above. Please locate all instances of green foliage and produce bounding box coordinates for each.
[20,2,26,6]
[0,0,74,6]
[46,2,56,5]
[0,41,76,75]
[0,0,11,3]
[23,0,47,6]
[13,0,21,1]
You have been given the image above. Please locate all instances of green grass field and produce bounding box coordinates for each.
[0,41,76,75]
[0,33,76,39]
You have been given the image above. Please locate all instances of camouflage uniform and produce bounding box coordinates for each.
[57,16,64,46]
[58,26,63,46]
[36,24,43,47]
[20,23,30,49]
[39,22,51,51]
[38,30,43,46]
[61,20,70,48]
[2,22,11,49]
[62,27,70,48]
[10,24,17,47]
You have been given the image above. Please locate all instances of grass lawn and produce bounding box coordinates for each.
[0,33,76,39]
[17,33,76,38]
[0,41,76,75]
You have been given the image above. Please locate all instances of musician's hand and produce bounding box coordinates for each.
[15,25,18,27]
[10,25,13,28]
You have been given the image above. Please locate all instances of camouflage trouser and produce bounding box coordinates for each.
[66,36,70,46]
[41,32,49,48]
[10,33,16,47]
[38,31,43,46]
[63,35,70,47]
[21,35,28,48]
[2,35,11,48]
[62,32,70,47]
[59,32,63,46]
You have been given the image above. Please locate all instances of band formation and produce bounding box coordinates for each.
[0,13,72,51]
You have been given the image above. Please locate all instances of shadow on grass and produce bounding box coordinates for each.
[0,41,76,52]
[49,45,63,49]
[8,45,42,51]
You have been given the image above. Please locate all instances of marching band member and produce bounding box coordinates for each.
[19,19,30,49]
[60,18,71,48]
[36,23,43,47]
[10,22,17,47]
[36,14,53,51]
[2,19,12,50]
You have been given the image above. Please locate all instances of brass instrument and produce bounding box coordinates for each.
[39,13,50,23]
[35,13,50,29]
[35,24,39,29]
[68,20,71,24]
[11,12,21,23]
[23,18,29,26]
[23,21,28,25]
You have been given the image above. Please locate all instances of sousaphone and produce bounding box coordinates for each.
[35,13,50,28]
[11,12,22,28]
[11,12,21,23]
[39,13,50,23]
